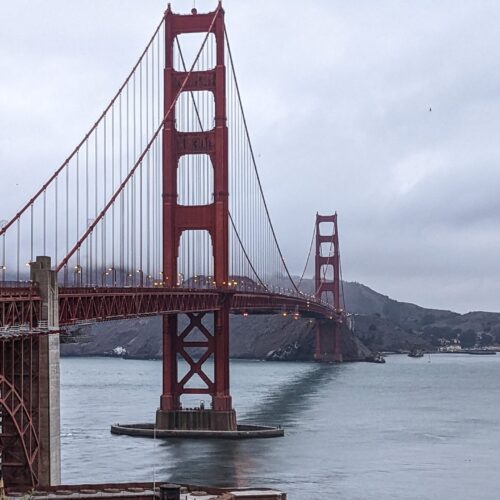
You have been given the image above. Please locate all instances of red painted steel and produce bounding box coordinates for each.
[0,286,41,328]
[57,287,221,325]
[0,333,41,488]
[314,214,343,362]
[161,3,232,413]
[175,312,215,396]
[1,287,339,328]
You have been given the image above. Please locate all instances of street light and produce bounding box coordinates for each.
[136,269,144,287]
[106,267,117,286]
[73,265,82,286]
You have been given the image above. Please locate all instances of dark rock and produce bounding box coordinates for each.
[61,314,368,362]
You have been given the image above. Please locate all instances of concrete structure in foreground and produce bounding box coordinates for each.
[4,482,286,499]
[31,256,62,486]
[111,422,284,439]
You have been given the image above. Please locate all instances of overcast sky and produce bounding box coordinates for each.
[1,0,499,313]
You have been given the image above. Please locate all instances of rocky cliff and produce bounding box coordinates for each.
[61,314,371,362]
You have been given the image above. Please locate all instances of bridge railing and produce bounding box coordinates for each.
[57,282,327,306]
[0,281,36,289]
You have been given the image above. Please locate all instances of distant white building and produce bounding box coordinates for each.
[438,345,462,352]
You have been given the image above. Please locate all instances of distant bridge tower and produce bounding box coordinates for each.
[314,214,343,362]
[157,4,236,430]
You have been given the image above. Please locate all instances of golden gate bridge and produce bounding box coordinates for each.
[0,3,344,490]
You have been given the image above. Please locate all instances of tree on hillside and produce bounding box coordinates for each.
[430,336,442,347]
[492,327,500,344]
[422,325,455,340]
[480,333,493,347]
[460,329,476,348]
[420,313,435,326]
[382,301,401,323]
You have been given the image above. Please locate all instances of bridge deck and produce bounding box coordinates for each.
[0,285,337,328]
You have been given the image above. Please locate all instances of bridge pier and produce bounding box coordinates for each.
[213,298,232,413]
[156,408,237,432]
[117,303,282,437]
[156,294,237,432]
[30,257,61,486]
[315,319,343,363]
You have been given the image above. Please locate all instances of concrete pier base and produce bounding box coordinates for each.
[315,318,343,363]
[314,352,343,363]
[110,422,284,439]
[155,409,237,431]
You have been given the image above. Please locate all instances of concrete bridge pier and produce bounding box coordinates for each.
[30,256,61,486]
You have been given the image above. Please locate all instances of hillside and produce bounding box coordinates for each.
[341,281,500,352]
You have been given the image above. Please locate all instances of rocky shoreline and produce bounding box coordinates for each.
[61,314,373,362]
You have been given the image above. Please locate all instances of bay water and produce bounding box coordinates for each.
[61,354,500,499]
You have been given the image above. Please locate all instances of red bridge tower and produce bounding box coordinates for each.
[157,4,235,430]
[314,214,343,362]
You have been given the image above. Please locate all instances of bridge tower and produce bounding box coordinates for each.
[157,4,236,431]
[314,214,343,362]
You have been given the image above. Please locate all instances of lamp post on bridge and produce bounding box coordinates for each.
[73,265,82,286]
[136,269,144,287]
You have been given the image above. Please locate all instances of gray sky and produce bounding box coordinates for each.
[1,0,499,313]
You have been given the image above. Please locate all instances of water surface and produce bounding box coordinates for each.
[61,354,500,499]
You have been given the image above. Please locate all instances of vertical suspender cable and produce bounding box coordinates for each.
[133,72,137,284]
[120,93,124,284]
[139,61,143,284]
[112,105,115,283]
[1,231,5,282]
[65,161,69,284]
[86,140,89,285]
[76,151,80,284]
[103,116,107,284]
[147,44,151,281]
[126,83,130,282]
[55,176,58,273]
[43,190,47,256]
[16,219,20,282]
[30,203,34,265]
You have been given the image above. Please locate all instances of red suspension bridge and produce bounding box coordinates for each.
[0,3,345,490]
